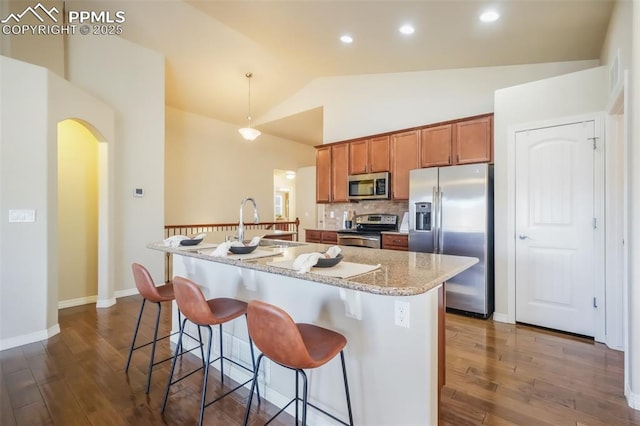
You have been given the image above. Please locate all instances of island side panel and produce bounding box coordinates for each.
[172,253,440,426]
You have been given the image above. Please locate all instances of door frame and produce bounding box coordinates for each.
[506,113,605,343]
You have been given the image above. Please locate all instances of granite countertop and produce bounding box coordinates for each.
[380,231,408,235]
[151,241,477,296]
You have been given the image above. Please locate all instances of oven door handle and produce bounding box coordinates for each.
[338,235,379,242]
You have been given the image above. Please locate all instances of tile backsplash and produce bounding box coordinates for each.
[318,200,408,230]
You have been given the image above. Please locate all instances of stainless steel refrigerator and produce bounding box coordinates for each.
[409,164,494,318]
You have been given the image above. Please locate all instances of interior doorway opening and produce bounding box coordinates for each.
[57,119,101,309]
[273,169,296,222]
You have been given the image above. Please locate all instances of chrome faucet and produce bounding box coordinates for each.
[238,197,259,242]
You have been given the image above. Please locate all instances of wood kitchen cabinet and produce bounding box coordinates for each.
[420,115,493,167]
[454,115,492,164]
[305,229,337,244]
[420,124,453,168]
[316,143,349,203]
[349,136,390,174]
[390,130,420,200]
[331,144,349,202]
[381,233,408,251]
[316,146,331,203]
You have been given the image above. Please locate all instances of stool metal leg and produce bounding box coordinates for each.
[242,353,264,426]
[125,298,146,372]
[295,370,300,423]
[218,323,224,384]
[162,317,187,413]
[145,301,162,393]
[340,351,354,426]
[199,325,214,426]
[246,313,261,403]
[300,369,308,426]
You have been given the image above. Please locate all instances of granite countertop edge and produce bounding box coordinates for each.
[149,242,477,297]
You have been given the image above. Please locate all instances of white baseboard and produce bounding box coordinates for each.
[115,288,139,298]
[0,324,60,351]
[626,384,640,411]
[492,312,510,323]
[58,295,98,309]
[96,298,116,308]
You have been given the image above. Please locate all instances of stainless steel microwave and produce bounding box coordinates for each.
[347,172,390,200]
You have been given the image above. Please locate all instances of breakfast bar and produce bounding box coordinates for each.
[149,241,477,425]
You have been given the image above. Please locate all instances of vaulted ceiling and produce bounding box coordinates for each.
[90,0,615,145]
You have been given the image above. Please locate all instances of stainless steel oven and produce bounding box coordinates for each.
[337,233,381,249]
[336,213,398,249]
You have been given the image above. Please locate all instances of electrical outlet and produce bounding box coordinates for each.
[394,300,410,328]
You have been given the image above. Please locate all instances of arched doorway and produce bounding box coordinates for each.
[57,119,100,308]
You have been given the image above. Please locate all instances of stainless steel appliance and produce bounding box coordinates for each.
[409,164,494,318]
[337,214,398,249]
[347,172,390,200]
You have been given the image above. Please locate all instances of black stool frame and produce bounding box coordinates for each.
[243,351,354,426]
[124,299,205,393]
[162,315,261,426]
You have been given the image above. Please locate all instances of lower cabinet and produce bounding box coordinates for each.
[305,230,338,244]
[381,234,408,251]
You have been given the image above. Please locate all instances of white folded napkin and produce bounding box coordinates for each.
[292,252,324,274]
[210,241,231,257]
[248,236,261,247]
[164,235,189,247]
[325,245,342,258]
[192,233,207,240]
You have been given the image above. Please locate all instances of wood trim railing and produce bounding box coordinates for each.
[163,218,300,281]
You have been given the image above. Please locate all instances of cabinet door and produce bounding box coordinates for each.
[316,147,331,203]
[390,130,420,200]
[382,234,409,251]
[331,144,349,202]
[368,136,390,172]
[420,124,452,168]
[306,230,322,243]
[454,116,492,164]
[349,140,368,175]
[321,231,338,244]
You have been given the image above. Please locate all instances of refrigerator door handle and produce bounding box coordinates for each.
[438,188,444,253]
[432,186,438,250]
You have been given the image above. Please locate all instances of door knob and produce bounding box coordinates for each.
[518,234,531,240]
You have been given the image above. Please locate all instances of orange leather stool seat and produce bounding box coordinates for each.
[243,300,354,426]
[161,276,259,426]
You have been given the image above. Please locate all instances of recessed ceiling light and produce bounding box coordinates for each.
[340,34,353,44]
[479,10,500,23]
[399,24,415,35]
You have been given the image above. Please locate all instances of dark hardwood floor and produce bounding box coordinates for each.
[1,295,639,425]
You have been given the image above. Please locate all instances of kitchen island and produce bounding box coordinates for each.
[149,241,477,425]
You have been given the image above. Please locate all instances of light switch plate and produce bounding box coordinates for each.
[9,209,36,223]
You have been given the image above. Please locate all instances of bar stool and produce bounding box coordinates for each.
[162,276,259,426]
[125,263,204,393]
[243,300,354,426]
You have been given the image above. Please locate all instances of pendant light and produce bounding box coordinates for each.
[238,72,261,141]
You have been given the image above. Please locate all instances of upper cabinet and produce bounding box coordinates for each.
[454,115,492,164]
[316,114,493,203]
[390,130,420,201]
[349,136,390,175]
[331,144,349,202]
[316,146,331,203]
[420,124,453,168]
[316,143,349,203]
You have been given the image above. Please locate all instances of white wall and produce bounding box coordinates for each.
[0,56,115,349]
[66,35,166,290]
[295,166,317,234]
[164,107,315,225]
[260,60,599,143]
[627,0,640,410]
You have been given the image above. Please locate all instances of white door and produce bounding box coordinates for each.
[515,121,596,336]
